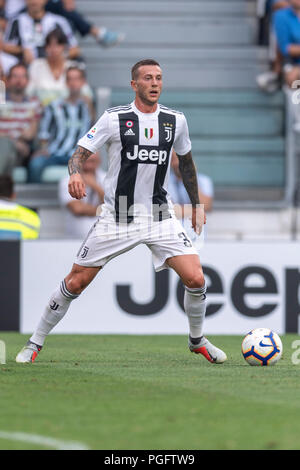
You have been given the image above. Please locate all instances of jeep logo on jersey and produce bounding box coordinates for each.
[126,145,168,164]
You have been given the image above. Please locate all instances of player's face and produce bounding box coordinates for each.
[131,65,162,106]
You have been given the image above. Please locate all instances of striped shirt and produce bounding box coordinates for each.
[5,11,78,59]
[39,98,92,157]
[0,93,42,139]
[78,101,192,222]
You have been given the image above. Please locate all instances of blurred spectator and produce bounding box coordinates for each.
[0,174,40,239]
[28,65,92,182]
[5,0,125,48]
[4,0,24,18]
[273,0,300,130]
[257,0,271,46]
[272,0,291,8]
[0,0,5,18]
[4,0,80,65]
[257,0,290,45]
[45,0,125,47]
[168,151,214,217]
[0,7,19,75]
[256,0,290,92]
[0,63,42,176]
[58,152,105,238]
[274,0,300,87]
[27,27,94,106]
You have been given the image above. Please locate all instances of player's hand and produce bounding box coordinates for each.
[192,205,206,235]
[68,174,87,200]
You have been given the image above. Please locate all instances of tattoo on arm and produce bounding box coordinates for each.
[177,151,200,207]
[68,146,93,175]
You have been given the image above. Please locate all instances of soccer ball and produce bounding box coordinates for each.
[241,328,283,366]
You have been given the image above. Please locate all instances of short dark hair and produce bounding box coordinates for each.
[0,175,14,199]
[7,63,28,79]
[66,65,86,80]
[45,27,68,46]
[131,59,161,80]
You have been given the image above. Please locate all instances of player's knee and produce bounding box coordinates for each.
[65,275,88,295]
[184,272,205,290]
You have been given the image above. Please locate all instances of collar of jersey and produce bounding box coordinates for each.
[131,101,160,118]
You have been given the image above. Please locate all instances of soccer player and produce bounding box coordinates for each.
[16,59,227,365]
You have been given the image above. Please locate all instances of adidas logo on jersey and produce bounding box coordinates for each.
[124,128,135,136]
[126,145,168,165]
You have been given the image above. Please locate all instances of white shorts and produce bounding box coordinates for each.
[75,208,199,272]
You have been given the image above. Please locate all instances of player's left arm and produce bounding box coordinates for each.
[177,151,206,234]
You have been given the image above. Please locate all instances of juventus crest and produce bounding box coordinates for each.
[163,123,173,143]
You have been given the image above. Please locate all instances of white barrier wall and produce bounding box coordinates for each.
[20,241,300,335]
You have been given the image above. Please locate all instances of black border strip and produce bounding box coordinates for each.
[0,241,20,331]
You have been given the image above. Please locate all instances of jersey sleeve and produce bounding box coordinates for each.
[77,111,111,154]
[173,114,192,156]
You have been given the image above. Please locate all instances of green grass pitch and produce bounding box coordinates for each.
[0,333,300,450]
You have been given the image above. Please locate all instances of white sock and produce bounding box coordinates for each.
[30,280,79,347]
[184,283,207,340]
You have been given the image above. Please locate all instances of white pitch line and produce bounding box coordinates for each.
[0,431,89,450]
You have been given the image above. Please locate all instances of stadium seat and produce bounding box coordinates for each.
[12,167,27,184]
[77,0,263,89]
[41,166,69,183]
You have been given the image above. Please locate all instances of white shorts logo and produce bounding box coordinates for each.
[81,246,89,259]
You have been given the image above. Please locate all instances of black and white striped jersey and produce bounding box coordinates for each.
[39,98,91,158]
[77,101,192,222]
[5,11,78,59]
